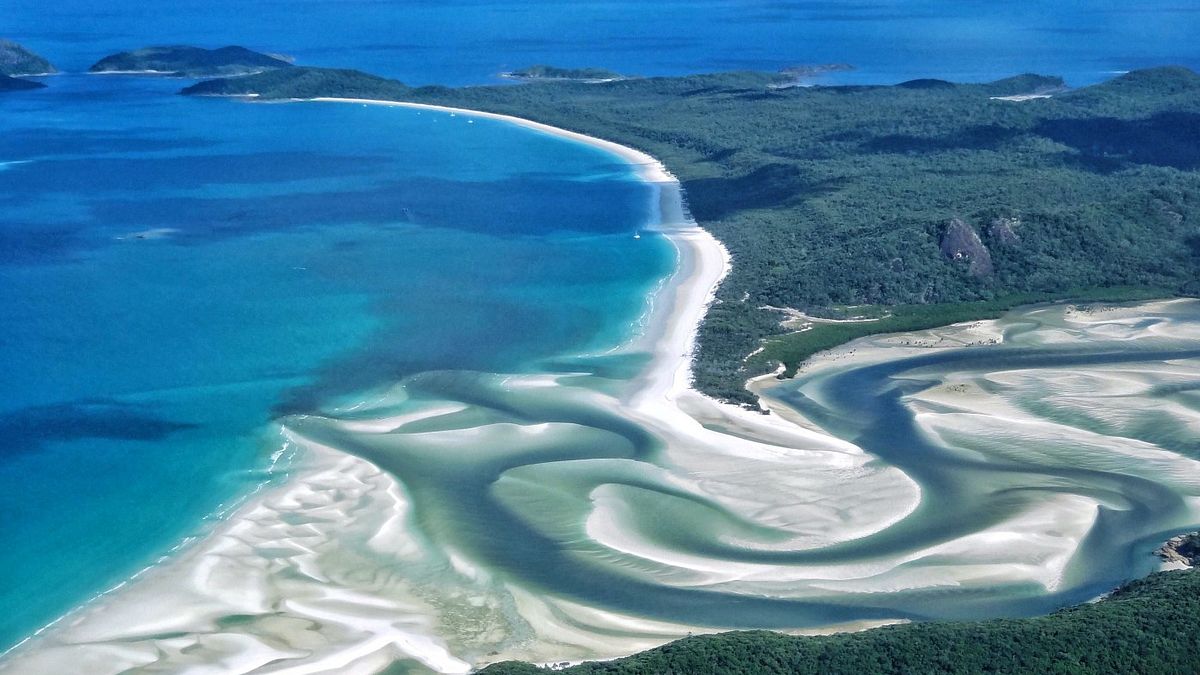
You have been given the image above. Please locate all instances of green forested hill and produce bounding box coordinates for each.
[91,45,291,77]
[402,68,1200,404]
[184,66,1200,406]
[479,568,1200,675]
[0,39,55,76]
[181,61,1200,675]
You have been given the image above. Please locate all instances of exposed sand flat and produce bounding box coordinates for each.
[5,99,1199,675]
[0,434,470,675]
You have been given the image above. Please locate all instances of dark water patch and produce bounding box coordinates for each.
[85,175,648,242]
[0,127,214,159]
[489,35,704,54]
[0,398,197,459]
[0,226,89,264]
[271,302,567,415]
[0,152,394,195]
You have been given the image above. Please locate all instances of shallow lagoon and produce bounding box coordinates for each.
[0,75,671,650]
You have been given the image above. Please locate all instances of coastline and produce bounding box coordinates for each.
[0,100,745,673]
[304,98,680,185]
[7,98,1198,675]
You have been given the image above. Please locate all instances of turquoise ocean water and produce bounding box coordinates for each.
[3,0,1200,656]
[0,74,670,648]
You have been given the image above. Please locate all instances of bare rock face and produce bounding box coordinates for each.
[987,216,1022,246]
[1157,532,1199,567]
[940,218,994,277]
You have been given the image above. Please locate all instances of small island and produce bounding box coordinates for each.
[180,66,409,99]
[89,45,292,78]
[501,65,625,82]
[0,39,54,92]
[0,39,56,76]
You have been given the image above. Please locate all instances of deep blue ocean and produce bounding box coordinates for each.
[3,0,1200,655]
[8,0,1200,87]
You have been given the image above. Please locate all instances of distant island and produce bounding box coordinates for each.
[89,45,292,78]
[0,39,56,76]
[181,64,1200,408]
[181,66,409,99]
[0,40,53,92]
[501,65,625,82]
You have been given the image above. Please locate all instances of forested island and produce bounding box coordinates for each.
[502,65,625,82]
[0,40,54,91]
[182,64,1200,406]
[0,39,56,76]
[90,45,291,77]
[182,66,407,99]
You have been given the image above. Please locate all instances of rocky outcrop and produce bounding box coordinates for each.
[90,46,292,78]
[1157,532,1199,567]
[940,218,994,277]
[987,216,1021,246]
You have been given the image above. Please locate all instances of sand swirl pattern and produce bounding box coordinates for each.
[7,299,1199,674]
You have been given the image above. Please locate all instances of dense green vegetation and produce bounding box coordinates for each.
[91,45,291,77]
[504,65,625,81]
[480,568,1200,675]
[404,68,1200,405]
[761,286,1170,378]
[183,65,1200,407]
[181,66,408,99]
[0,39,55,76]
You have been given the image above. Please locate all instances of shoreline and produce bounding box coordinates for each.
[304,98,681,185]
[8,98,1197,674]
[0,99,740,673]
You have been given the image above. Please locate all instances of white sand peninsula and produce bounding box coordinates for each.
[4,106,1199,674]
